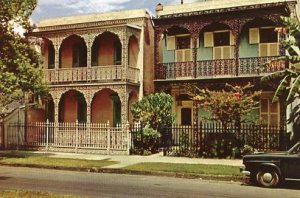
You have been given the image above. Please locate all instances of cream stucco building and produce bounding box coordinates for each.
[29,9,154,126]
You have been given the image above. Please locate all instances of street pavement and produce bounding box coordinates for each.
[0,166,299,198]
[34,151,243,168]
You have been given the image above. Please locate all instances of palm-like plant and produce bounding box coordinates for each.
[262,16,300,140]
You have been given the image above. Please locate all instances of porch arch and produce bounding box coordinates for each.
[58,90,87,123]
[91,88,121,126]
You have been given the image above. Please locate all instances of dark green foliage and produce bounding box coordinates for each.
[261,16,300,141]
[0,0,46,117]
[131,92,175,130]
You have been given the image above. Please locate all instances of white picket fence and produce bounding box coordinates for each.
[7,121,130,154]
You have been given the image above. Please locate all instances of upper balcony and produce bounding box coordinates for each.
[155,20,287,81]
[42,32,140,84]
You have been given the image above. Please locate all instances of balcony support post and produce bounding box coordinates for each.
[192,33,198,79]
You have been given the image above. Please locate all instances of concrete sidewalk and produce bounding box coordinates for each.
[34,151,243,168]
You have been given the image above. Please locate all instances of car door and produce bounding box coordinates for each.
[284,153,300,179]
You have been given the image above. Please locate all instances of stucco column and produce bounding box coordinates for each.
[121,29,129,80]
[85,92,92,124]
[53,99,59,123]
[119,86,129,124]
[192,33,198,78]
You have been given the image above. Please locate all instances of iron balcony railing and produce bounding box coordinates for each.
[44,65,140,84]
[155,56,287,80]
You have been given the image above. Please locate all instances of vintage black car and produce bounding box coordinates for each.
[241,141,300,187]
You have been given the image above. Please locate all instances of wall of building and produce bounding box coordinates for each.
[239,33,258,58]
[27,108,45,123]
[142,17,155,95]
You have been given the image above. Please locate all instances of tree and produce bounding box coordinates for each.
[0,0,46,118]
[261,16,300,141]
[192,83,260,128]
[131,92,175,130]
[130,92,174,154]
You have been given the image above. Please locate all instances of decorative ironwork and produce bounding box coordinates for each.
[156,57,287,80]
[44,65,139,83]
[239,57,287,76]
[196,59,236,78]
[158,62,194,80]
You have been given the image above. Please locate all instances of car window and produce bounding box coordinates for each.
[289,142,300,154]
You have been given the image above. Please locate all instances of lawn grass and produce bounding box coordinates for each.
[0,190,79,198]
[123,162,242,176]
[0,151,117,168]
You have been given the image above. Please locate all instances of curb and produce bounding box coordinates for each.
[0,162,243,182]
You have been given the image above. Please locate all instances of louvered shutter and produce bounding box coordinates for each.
[230,31,235,45]
[213,47,222,59]
[249,28,259,44]
[184,49,192,61]
[204,32,214,47]
[167,36,176,50]
[223,46,231,59]
[259,43,268,57]
[175,50,184,62]
[269,43,279,56]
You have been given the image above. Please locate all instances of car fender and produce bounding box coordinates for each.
[256,163,282,178]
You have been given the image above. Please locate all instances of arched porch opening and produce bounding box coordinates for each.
[91,88,121,126]
[59,35,87,68]
[91,32,122,66]
[128,35,139,68]
[42,38,55,69]
[59,90,87,123]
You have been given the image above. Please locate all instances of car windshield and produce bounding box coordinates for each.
[288,141,300,154]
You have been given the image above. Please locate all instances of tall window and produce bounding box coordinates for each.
[260,98,279,126]
[249,27,279,57]
[204,30,234,59]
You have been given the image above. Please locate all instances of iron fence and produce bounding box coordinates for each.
[129,122,290,157]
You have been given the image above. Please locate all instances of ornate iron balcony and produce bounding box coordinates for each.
[44,65,140,84]
[155,57,287,80]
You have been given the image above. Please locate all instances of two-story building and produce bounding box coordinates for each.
[29,9,154,126]
[154,0,298,126]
